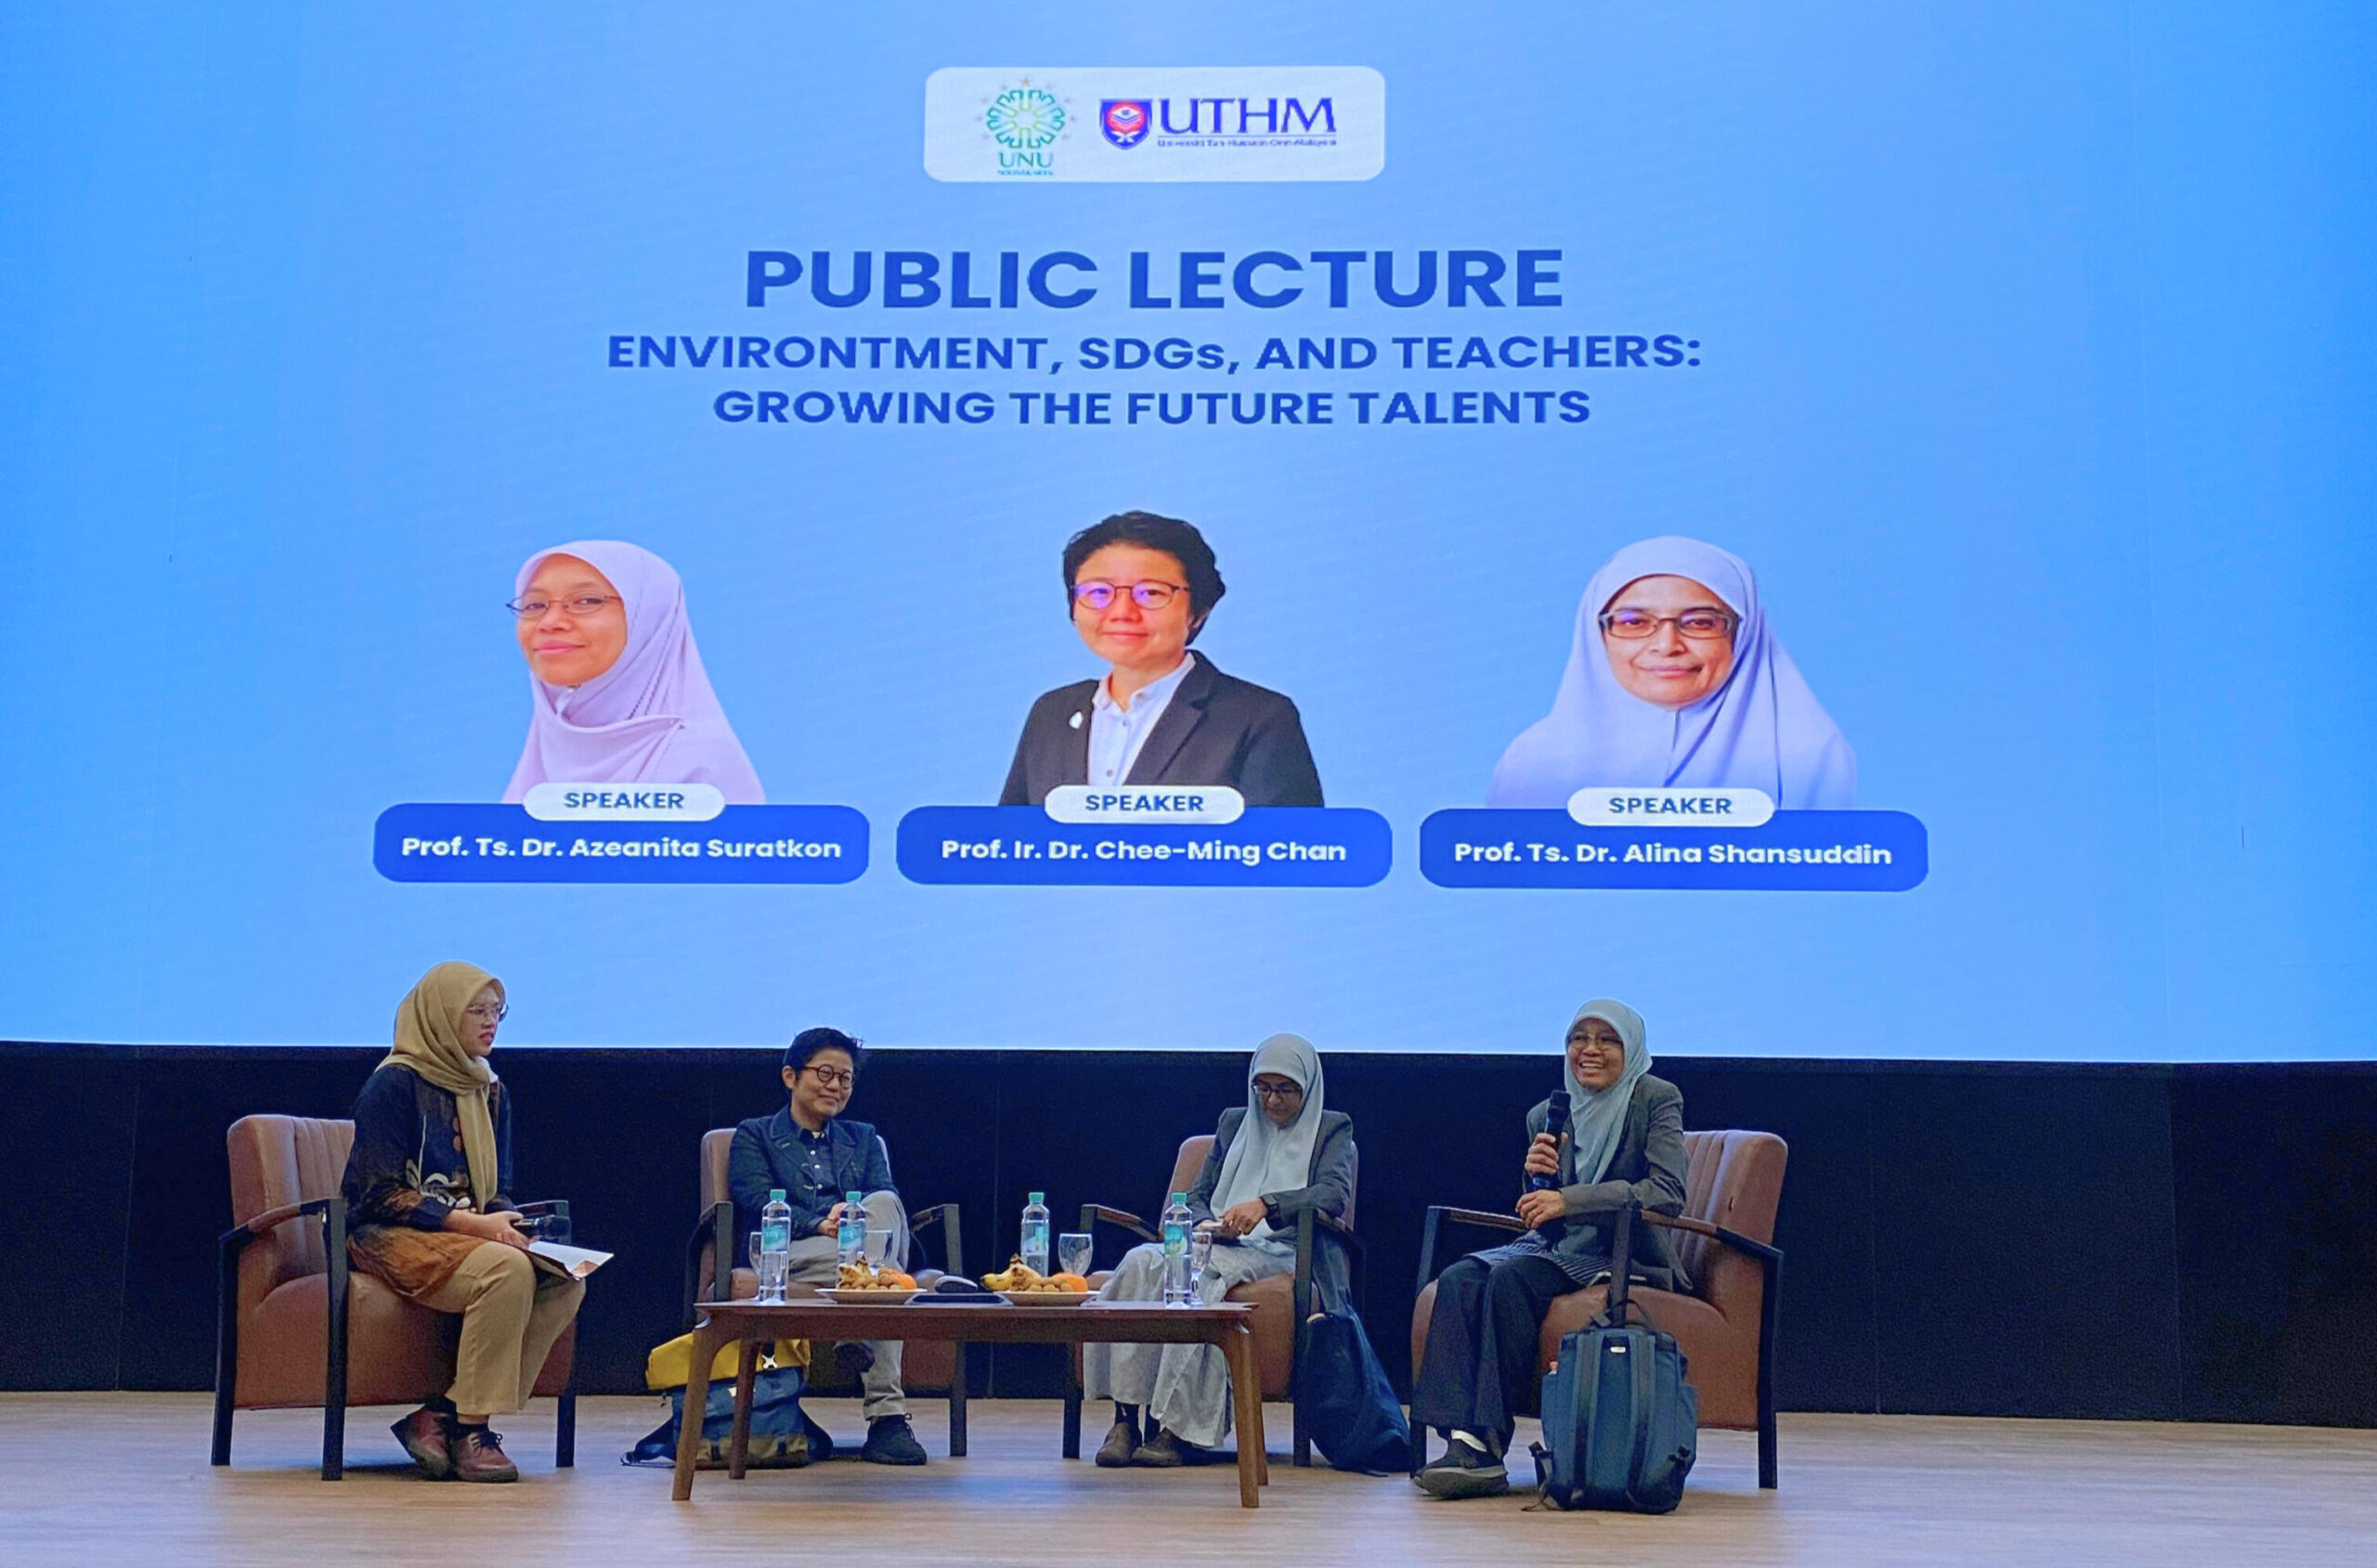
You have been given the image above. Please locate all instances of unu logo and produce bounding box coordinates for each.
[985,86,1066,150]
[1100,99,1150,149]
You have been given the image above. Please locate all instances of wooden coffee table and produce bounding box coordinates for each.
[673,1298,1270,1506]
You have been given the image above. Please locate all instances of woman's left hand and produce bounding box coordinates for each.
[1214,1199,1269,1238]
[1514,1189,1566,1228]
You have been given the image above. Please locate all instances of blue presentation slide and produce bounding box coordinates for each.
[2,6,2370,1058]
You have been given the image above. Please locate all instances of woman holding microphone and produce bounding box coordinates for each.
[1409,999,1690,1499]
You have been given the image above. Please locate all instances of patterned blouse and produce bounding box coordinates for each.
[340,1062,518,1298]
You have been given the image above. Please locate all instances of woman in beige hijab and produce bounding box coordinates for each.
[341,962,583,1482]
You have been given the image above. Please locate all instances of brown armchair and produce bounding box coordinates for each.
[682,1128,967,1440]
[212,1114,576,1480]
[1064,1134,1364,1467]
[1409,1129,1786,1487]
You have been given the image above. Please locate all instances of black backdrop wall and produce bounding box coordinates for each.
[4,1043,2371,1427]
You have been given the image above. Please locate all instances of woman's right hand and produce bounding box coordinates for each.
[447,1209,529,1250]
[1523,1132,1563,1180]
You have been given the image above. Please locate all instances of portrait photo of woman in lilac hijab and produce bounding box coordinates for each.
[1487,537,1855,810]
[500,540,765,804]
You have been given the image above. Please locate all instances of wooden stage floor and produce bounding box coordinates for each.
[6,1393,2371,1565]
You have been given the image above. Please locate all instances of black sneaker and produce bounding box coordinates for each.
[799,1410,838,1462]
[860,1414,928,1466]
[1415,1435,1508,1499]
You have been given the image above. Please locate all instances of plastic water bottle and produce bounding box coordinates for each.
[758,1188,793,1303]
[1161,1192,1194,1304]
[837,1190,867,1267]
[1020,1191,1051,1276]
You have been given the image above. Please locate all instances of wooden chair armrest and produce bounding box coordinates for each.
[1412,1203,1526,1300]
[225,1196,337,1244]
[1641,1210,1783,1264]
[1076,1203,1159,1249]
[910,1202,965,1277]
[1312,1209,1365,1256]
[682,1200,733,1328]
[1431,1205,1526,1234]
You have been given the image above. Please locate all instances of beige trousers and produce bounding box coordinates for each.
[416,1241,585,1417]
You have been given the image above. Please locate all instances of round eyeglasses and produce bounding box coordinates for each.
[1599,608,1736,641]
[463,1003,510,1023]
[1072,579,1187,612]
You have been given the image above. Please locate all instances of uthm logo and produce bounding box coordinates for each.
[1153,97,1337,136]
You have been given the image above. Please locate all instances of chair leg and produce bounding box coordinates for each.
[1409,1407,1426,1476]
[1758,1402,1778,1489]
[322,1200,350,1480]
[211,1392,235,1468]
[320,1292,347,1481]
[1292,1397,1310,1467]
[556,1390,578,1469]
[213,1232,240,1465]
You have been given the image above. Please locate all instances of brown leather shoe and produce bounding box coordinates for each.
[1130,1429,1207,1467]
[1094,1419,1140,1468]
[390,1404,453,1479]
[449,1426,519,1483]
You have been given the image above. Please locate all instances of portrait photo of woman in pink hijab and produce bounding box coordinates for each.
[500,540,765,804]
[1487,537,1854,810]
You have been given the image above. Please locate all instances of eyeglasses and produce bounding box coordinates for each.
[1252,1081,1305,1100]
[507,594,621,620]
[463,1003,509,1023]
[1072,579,1187,612]
[803,1066,854,1088]
[1569,1034,1622,1054]
[1599,608,1736,641]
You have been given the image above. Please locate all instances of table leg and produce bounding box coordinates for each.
[949,1341,968,1458]
[1222,1325,1264,1509]
[726,1337,760,1480]
[672,1320,724,1501]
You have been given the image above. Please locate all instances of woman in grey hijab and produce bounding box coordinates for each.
[1409,999,1690,1500]
[1083,1033,1356,1468]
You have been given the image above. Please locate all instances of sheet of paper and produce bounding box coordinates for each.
[525,1240,613,1280]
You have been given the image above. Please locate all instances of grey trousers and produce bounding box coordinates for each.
[783,1189,908,1419]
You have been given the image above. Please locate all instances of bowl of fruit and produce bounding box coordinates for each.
[982,1258,1094,1305]
[819,1259,922,1302]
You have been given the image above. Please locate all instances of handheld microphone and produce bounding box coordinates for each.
[1529,1089,1571,1231]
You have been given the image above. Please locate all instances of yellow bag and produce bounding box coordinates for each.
[644,1329,810,1390]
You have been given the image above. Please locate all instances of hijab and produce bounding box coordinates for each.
[380,962,503,1210]
[1487,537,1855,810]
[1209,1033,1325,1242]
[501,540,765,804]
[1561,998,1652,1187]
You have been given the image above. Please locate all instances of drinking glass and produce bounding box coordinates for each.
[1057,1232,1093,1279]
[864,1228,894,1270]
[1188,1229,1214,1306]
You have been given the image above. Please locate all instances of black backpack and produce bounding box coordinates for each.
[1292,1307,1411,1472]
